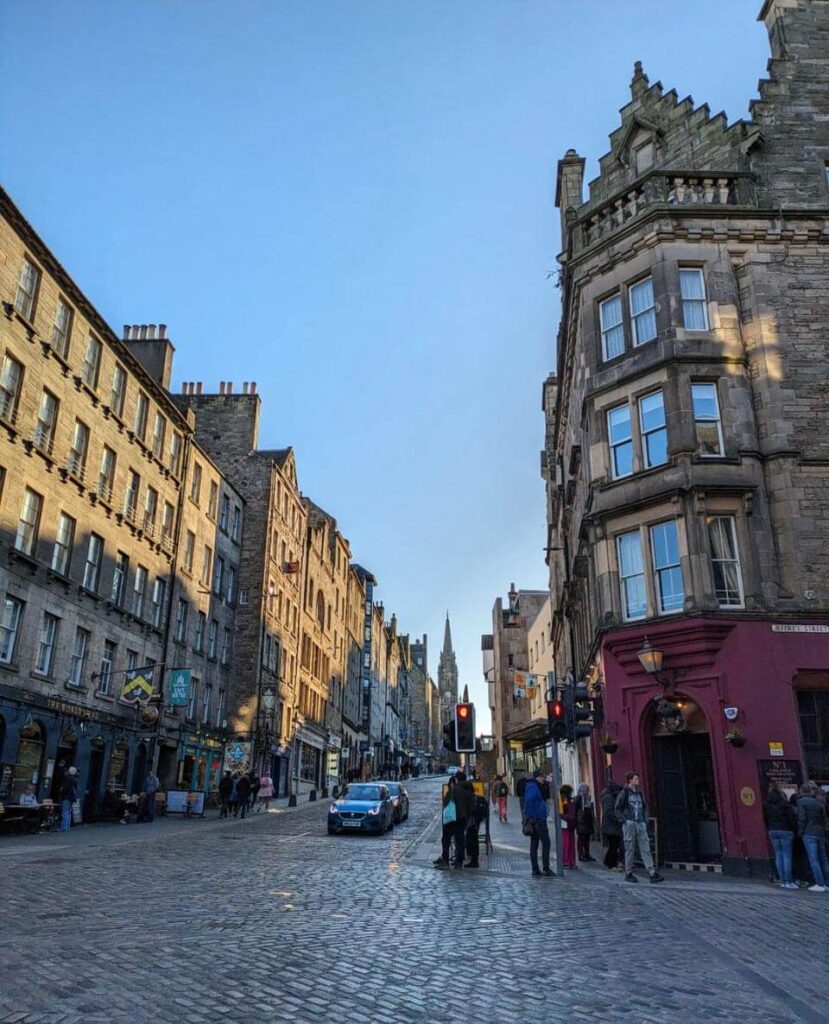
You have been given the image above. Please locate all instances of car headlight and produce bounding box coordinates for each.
[368,806,380,815]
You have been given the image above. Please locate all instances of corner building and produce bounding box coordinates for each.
[547,0,829,874]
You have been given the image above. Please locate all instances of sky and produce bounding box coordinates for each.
[0,1,768,730]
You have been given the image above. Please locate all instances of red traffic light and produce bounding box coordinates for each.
[457,704,470,719]
[547,700,564,719]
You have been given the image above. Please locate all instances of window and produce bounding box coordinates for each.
[161,502,175,546]
[650,521,684,614]
[680,268,708,330]
[151,413,166,460]
[34,390,59,454]
[608,405,633,479]
[600,293,624,360]
[110,365,127,418]
[617,531,646,621]
[132,565,147,618]
[226,565,236,604]
[639,390,667,468]
[187,679,199,720]
[69,627,90,686]
[126,650,138,674]
[143,486,158,534]
[68,419,90,478]
[630,277,656,346]
[175,598,189,643]
[51,512,76,576]
[81,335,102,388]
[219,494,230,532]
[200,545,212,586]
[83,534,104,592]
[124,470,140,520]
[796,689,829,784]
[691,383,723,456]
[207,619,218,659]
[99,640,117,695]
[151,577,166,628]
[213,556,225,596]
[207,480,219,520]
[707,516,744,607]
[202,684,211,724]
[134,393,149,440]
[0,353,23,424]
[168,431,183,477]
[215,688,225,728]
[0,597,24,664]
[14,259,40,320]
[183,530,195,573]
[16,488,42,556]
[221,628,231,665]
[194,612,206,652]
[190,462,202,504]
[98,446,116,501]
[112,551,128,606]
[35,613,58,675]
[50,298,73,358]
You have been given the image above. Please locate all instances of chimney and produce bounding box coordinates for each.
[121,322,176,389]
[219,382,226,395]
[196,382,203,395]
[555,148,586,251]
[242,381,249,394]
[226,381,233,394]
[250,381,257,394]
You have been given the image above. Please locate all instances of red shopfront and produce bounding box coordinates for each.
[594,618,829,877]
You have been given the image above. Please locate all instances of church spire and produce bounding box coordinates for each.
[443,612,453,654]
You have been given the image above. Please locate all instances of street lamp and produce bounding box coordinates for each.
[637,637,664,677]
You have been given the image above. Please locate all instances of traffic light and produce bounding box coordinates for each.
[547,699,566,743]
[454,702,476,753]
[564,681,593,741]
[442,721,456,753]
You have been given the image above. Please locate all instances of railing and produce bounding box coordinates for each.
[0,392,18,427]
[575,170,758,253]
[32,425,55,456]
[66,452,86,481]
[96,479,114,503]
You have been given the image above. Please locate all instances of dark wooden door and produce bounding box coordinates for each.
[652,736,696,862]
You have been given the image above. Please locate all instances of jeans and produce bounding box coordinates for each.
[768,829,794,884]
[803,833,829,887]
[529,818,551,872]
[440,821,454,863]
[465,822,480,866]
[60,799,73,832]
[623,819,655,875]
[453,817,467,865]
[146,796,156,823]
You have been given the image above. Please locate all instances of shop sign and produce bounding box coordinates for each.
[771,624,829,634]
[757,759,803,801]
[768,742,785,758]
[224,741,251,774]
[169,669,191,706]
[46,697,95,720]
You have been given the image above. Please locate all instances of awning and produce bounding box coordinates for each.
[503,720,550,754]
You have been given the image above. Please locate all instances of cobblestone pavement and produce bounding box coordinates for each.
[0,778,827,1024]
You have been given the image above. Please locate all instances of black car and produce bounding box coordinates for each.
[376,781,409,822]
[327,784,395,835]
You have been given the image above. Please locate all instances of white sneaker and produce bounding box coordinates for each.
[807,884,826,892]
[785,882,799,889]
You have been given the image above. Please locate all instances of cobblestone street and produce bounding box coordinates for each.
[0,778,827,1023]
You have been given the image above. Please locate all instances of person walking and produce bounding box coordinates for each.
[435,776,459,870]
[575,783,596,862]
[235,773,251,819]
[796,782,829,892]
[257,772,274,813]
[524,769,553,877]
[59,767,79,833]
[615,771,664,883]
[763,781,797,888]
[144,769,160,823]
[560,785,577,869]
[219,771,233,818]
[494,775,510,823]
[600,779,623,870]
[247,770,260,811]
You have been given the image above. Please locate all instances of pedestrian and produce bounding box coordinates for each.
[229,773,240,817]
[600,779,623,870]
[219,771,233,818]
[763,781,797,888]
[796,782,829,892]
[464,792,488,869]
[59,766,79,833]
[615,771,664,883]
[145,769,160,823]
[515,772,528,819]
[575,783,596,862]
[258,771,274,813]
[450,771,474,869]
[494,775,510,823]
[236,773,251,819]
[524,768,553,877]
[19,785,38,808]
[560,785,577,869]
[248,770,260,811]
[435,777,459,870]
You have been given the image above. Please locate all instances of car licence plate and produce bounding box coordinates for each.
[343,820,361,827]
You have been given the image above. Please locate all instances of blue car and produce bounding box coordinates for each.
[327,783,395,835]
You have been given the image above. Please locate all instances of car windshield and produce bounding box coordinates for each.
[343,785,382,802]
[380,783,400,795]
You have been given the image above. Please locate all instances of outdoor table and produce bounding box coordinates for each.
[0,804,49,835]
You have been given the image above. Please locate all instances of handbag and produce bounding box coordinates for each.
[442,799,456,825]
[522,818,535,836]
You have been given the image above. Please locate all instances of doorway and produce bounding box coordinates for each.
[50,732,78,801]
[650,699,721,863]
[132,743,147,794]
[84,739,106,821]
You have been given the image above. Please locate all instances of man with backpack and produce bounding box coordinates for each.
[494,775,510,823]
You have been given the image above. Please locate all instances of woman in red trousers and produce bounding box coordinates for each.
[560,785,578,868]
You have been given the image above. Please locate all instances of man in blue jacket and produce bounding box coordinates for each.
[524,768,553,877]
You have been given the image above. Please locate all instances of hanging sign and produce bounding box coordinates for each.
[121,665,155,704]
[169,668,192,707]
[224,741,251,774]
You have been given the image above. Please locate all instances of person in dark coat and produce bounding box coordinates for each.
[464,794,488,869]
[560,785,577,869]
[59,767,79,832]
[796,783,829,891]
[575,783,596,862]
[235,774,251,819]
[218,771,233,819]
[247,771,260,810]
[450,772,474,869]
[762,781,797,888]
[524,769,552,876]
[600,779,622,870]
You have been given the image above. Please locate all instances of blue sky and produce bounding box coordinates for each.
[1,1,768,727]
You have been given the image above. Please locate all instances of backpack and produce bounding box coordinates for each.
[496,781,509,798]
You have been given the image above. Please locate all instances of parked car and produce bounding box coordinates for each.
[327,783,395,836]
[376,781,409,822]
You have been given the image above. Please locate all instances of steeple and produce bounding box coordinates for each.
[443,612,453,655]
[437,611,459,710]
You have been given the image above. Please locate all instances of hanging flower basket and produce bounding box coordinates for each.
[600,737,618,754]
[725,729,747,748]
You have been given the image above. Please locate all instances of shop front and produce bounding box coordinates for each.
[178,733,224,795]
[295,726,325,794]
[595,618,829,877]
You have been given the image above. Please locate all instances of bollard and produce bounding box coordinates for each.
[288,794,297,807]
[321,786,329,798]
[309,789,317,802]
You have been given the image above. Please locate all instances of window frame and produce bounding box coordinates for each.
[0,596,25,665]
[51,297,73,358]
[81,334,103,389]
[706,514,745,609]
[679,267,709,332]
[35,612,59,676]
[83,533,104,592]
[112,551,129,607]
[69,626,90,687]
[629,276,657,347]
[35,389,59,455]
[110,364,127,418]
[691,381,724,458]
[599,292,625,361]
[16,488,43,557]
[607,403,634,480]
[649,520,684,615]
[51,512,76,577]
[98,640,117,696]
[15,258,40,321]
[639,389,668,469]
[0,352,24,425]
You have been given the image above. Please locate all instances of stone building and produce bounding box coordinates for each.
[342,564,367,778]
[545,0,829,874]
[408,634,432,767]
[489,584,548,776]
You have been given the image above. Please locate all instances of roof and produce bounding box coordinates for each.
[258,448,291,468]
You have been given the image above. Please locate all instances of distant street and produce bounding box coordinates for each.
[0,777,827,1024]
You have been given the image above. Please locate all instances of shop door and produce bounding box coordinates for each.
[84,745,105,821]
[132,744,147,794]
[50,742,77,801]
[652,732,720,863]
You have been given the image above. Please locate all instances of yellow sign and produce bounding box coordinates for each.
[441,780,486,800]
[741,786,756,807]
[769,742,784,758]
[121,667,155,704]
